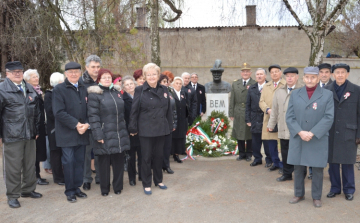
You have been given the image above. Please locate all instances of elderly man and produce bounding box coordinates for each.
[245,68,272,167]
[230,63,256,161]
[286,66,334,208]
[325,63,360,201]
[79,55,101,190]
[259,64,285,172]
[268,67,302,182]
[0,61,42,208]
[318,63,333,87]
[53,62,90,203]
[190,72,206,116]
[182,72,197,126]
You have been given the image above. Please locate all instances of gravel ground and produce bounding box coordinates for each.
[1,154,360,223]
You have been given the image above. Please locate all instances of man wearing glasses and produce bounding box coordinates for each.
[0,61,42,208]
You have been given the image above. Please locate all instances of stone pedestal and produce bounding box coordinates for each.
[206,93,229,116]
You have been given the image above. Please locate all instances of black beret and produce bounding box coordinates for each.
[5,61,24,71]
[283,67,298,74]
[268,64,281,72]
[332,63,350,73]
[65,62,81,71]
[318,63,332,71]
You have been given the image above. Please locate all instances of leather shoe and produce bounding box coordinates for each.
[163,167,174,174]
[95,181,100,185]
[173,155,183,163]
[313,199,322,208]
[268,165,279,171]
[250,161,262,167]
[144,188,152,195]
[37,178,49,185]
[21,191,42,198]
[8,199,20,208]
[308,173,313,180]
[57,182,65,186]
[83,182,91,190]
[129,180,136,186]
[246,157,252,162]
[75,191,87,198]
[236,156,246,161]
[289,196,305,204]
[327,191,340,198]
[264,163,272,168]
[345,194,354,201]
[278,168,283,174]
[276,175,292,182]
[102,193,108,196]
[138,177,142,181]
[67,195,77,203]
[155,184,167,190]
[115,191,121,195]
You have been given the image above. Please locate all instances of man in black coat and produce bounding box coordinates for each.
[0,61,42,208]
[79,55,101,190]
[181,72,197,126]
[190,72,206,116]
[245,68,271,167]
[53,62,90,203]
[325,63,360,201]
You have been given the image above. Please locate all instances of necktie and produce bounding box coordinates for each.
[17,84,24,92]
[322,83,325,87]
[274,83,277,88]
[74,83,78,88]
[193,84,196,90]
[243,81,246,86]
[259,87,262,93]
[288,87,293,92]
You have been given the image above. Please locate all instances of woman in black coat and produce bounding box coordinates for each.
[171,77,189,163]
[122,75,142,186]
[44,72,65,185]
[87,69,130,196]
[129,63,173,195]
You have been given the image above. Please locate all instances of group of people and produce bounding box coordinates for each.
[231,62,360,208]
[0,55,207,208]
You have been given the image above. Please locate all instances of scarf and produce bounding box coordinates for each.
[34,85,43,95]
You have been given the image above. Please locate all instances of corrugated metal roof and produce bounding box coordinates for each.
[160,25,307,30]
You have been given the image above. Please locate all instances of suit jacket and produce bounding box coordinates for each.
[245,82,266,133]
[172,89,188,138]
[191,82,206,115]
[183,84,197,126]
[286,85,334,168]
[325,80,360,164]
[319,78,333,87]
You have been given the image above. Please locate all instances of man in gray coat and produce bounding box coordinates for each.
[325,63,360,201]
[286,66,334,208]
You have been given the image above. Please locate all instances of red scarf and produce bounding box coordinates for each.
[306,85,317,99]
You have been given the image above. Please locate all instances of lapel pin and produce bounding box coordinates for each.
[313,102,317,110]
[28,96,33,101]
[344,92,350,99]
[164,93,167,98]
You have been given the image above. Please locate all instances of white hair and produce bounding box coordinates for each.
[142,63,160,77]
[23,69,39,81]
[173,76,184,85]
[191,73,198,77]
[256,68,267,75]
[85,55,102,67]
[181,72,190,78]
[121,75,137,89]
[50,72,65,87]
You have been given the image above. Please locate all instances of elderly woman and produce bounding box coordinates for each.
[159,74,177,174]
[171,77,189,163]
[24,69,49,185]
[87,68,130,196]
[122,75,142,185]
[44,72,65,185]
[129,63,173,195]
[133,69,145,86]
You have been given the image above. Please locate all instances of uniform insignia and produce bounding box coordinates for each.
[188,89,191,93]
[85,97,88,103]
[164,93,167,98]
[199,90,202,94]
[118,94,121,98]
[344,92,350,99]
[234,79,238,82]
[313,102,317,110]
[28,96,33,101]
[181,95,184,99]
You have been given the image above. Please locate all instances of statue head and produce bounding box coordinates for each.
[210,59,224,83]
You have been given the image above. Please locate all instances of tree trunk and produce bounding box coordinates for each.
[149,0,161,66]
[308,32,326,66]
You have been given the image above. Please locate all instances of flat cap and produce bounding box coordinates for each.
[283,67,298,74]
[268,64,281,72]
[241,62,251,70]
[5,61,24,71]
[318,63,332,71]
[332,63,350,73]
[65,62,81,71]
[304,66,319,75]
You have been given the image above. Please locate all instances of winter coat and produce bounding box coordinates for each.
[52,78,89,147]
[44,90,60,150]
[259,78,286,140]
[0,78,40,143]
[171,89,188,139]
[245,82,266,134]
[268,82,303,139]
[35,92,47,161]
[286,86,334,168]
[183,84,197,125]
[87,85,130,155]
[123,91,140,147]
[79,71,97,88]
[168,87,178,130]
[193,83,206,115]
[229,78,256,140]
[129,81,173,137]
[325,80,360,164]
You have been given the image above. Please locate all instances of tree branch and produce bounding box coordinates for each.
[305,0,316,22]
[282,0,312,39]
[322,0,349,27]
[162,0,182,22]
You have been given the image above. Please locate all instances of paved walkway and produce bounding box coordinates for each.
[1,154,360,222]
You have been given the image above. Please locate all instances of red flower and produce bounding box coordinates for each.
[212,140,215,143]
[221,129,224,132]
[212,148,216,151]
[221,119,224,122]
[217,144,220,148]
[206,149,209,152]
[224,125,227,129]
[211,118,214,122]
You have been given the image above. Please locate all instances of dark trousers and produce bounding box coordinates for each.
[35,161,41,179]
[61,145,86,196]
[98,153,124,194]
[329,163,355,194]
[50,149,64,183]
[264,140,283,168]
[280,139,294,178]
[128,145,142,182]
[238,139,252,158]
[163,133,172,169]
[251,133,271,163]
[294,165,323,200]
[139,136,165,188]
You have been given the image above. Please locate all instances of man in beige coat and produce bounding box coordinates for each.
[259,64,286,172]
[268,67,303,182]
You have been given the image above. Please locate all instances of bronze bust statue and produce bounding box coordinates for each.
[205,59,231,93]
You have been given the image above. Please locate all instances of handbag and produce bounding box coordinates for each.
[268,124,278,133]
